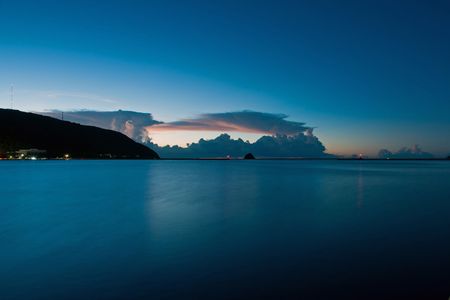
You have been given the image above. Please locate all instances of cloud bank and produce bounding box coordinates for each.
[148,111,312,135]
[144,111,329,157]
[145,133,331,158]
[40,110,161,141]
[378,145,434,159]
[40,109,331,158]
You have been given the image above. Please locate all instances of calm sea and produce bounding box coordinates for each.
[1,160,449,299]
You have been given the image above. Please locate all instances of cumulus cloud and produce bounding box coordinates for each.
[40,110,161,141]
[147,111,311,135]
[145,133,332,158]
[378,145,434,159]
[143,110,329,157]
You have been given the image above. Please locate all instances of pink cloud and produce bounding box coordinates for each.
[147,111,312,135]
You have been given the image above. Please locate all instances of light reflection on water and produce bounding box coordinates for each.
[1,160,450,299]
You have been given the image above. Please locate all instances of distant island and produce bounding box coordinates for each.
[0,109,159,159]
[244,153,255,159]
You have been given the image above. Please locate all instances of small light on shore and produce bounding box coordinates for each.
[64,154,70,159]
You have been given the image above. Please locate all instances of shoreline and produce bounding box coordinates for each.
[1,157,449,161]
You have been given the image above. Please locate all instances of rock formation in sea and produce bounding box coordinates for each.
[244,153,255,159]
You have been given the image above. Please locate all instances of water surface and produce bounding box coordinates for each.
[1,160,449,299]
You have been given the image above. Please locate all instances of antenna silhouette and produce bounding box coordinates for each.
[10,84,14,109]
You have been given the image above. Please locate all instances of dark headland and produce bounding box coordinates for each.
[0,109,159,159]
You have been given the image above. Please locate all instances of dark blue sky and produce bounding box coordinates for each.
[1,0,449,155]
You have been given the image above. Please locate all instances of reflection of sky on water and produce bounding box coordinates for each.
[1,160,450,299]
[357,164,364,208]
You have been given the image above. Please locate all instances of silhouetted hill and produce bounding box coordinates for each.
[0,109,159,159]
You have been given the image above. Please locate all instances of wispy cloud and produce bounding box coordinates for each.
[2,89,121,106]
[34,90,120,104]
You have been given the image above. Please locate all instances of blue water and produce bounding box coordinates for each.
[1,160,450,299]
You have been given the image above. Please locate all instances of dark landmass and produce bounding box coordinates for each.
[0,109,159,159]
[244,153,255,159]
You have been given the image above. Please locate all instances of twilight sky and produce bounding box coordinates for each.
[1,0,449,156]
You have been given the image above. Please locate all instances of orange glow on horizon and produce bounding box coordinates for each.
[145,122,274,135]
